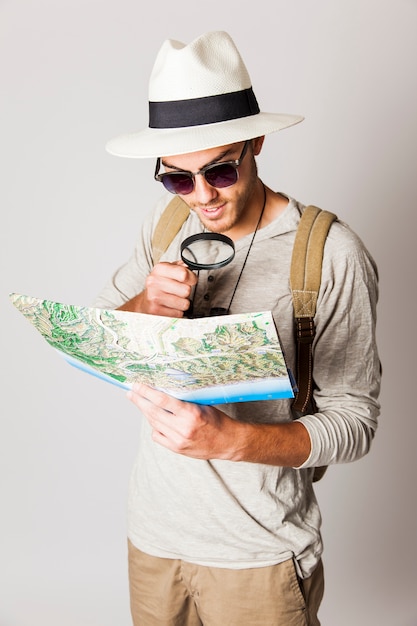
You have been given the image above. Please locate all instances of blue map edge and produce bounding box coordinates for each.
[61,352,295,405]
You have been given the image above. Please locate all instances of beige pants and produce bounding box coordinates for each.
[128,540,324,626]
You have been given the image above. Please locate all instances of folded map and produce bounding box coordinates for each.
[10,293,295,405]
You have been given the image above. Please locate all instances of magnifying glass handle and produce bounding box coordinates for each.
[185,300,194,319]
[184,283,197,319]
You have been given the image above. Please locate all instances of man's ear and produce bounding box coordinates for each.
[251,136,265,156]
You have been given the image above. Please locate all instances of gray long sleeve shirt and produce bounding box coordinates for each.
[93,192,381,578]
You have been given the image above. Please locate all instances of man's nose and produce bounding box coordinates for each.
[192,173,218,204]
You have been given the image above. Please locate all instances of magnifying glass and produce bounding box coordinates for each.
[180,232,235,318]
[180,232,235,271]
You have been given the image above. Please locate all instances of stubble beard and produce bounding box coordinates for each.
[191,156,259,235]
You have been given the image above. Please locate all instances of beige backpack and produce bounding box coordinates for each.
[151,197,337,481]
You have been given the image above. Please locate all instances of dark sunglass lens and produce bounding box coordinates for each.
[162,173,194,195]
[205,164,238,189]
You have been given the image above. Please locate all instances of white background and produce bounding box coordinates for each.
[1,1,416,624]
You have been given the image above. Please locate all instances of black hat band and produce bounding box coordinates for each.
[149,87,260,129]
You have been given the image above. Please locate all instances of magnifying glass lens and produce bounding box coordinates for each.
[181,233,235,271]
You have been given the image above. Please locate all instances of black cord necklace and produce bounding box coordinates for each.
[192,182,267,318]
[222,181,267,314]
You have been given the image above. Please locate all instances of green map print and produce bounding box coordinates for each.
[10,293,294,403]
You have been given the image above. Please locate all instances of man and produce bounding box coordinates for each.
[95,31,380,625]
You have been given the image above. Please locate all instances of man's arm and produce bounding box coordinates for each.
[92,194,195,312]
[295,225,381,468]
[127,382,311,467]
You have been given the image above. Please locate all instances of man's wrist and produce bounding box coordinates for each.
[229,420,311,467]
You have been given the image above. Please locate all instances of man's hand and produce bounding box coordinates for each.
[127,383,311,467]
[127,383,242,460]
[118,261,198,317]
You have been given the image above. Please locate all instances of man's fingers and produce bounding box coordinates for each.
[152,262,197,287]
[128,383,178,415]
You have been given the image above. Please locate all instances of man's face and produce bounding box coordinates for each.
[160,138,264,237]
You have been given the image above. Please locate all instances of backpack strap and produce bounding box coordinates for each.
[151,196,190,265]
[290,206,337,413]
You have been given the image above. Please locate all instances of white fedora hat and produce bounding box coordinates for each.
[106,31,304,158]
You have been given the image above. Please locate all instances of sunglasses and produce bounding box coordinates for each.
[154,140,250,195]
